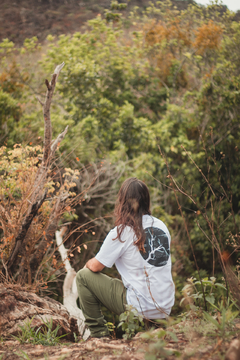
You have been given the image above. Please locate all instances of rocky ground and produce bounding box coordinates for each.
[2,285,239,360]
[1,320,240,360]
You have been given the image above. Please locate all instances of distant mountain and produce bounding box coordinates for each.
[0,0,238,44]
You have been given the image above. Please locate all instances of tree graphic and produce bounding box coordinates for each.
[141,227,170,267]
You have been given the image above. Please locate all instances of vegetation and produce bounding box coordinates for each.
[12,317,67,346]
[0,0,240,356]
[118,305,144,339]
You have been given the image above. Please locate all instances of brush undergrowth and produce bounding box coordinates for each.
[118,305,145,340]
[12,317,67,346]
[117,276,239,360]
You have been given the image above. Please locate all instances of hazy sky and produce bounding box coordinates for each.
[196,0,240,12]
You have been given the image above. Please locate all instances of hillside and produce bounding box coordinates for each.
[0,0,223,45]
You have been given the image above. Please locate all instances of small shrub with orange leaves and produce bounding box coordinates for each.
[144,15,223,88]
[0,144,80,287]
[193,20,223,55]
[144,18,192,87]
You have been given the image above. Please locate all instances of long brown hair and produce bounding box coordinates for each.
[114,177,151,252]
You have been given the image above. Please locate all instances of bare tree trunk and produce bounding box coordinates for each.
[56,228,91,340]
[6,62,68,279]
[30,62,66,204]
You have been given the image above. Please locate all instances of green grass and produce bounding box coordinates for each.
[12,317,67,346]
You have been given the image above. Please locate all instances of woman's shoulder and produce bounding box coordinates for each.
[109,224,134,236]
[142,215,170,236]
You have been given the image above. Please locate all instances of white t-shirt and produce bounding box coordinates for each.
[95,214,175,319]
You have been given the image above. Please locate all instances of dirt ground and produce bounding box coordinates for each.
[1,320,240,360]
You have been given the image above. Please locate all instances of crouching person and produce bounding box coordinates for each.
[76,177,175,338]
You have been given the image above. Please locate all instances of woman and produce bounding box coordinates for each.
[76,178,175,338]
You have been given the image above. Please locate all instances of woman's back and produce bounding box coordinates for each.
[95,214,175,319]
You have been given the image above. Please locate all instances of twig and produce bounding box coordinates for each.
[36,96,44,106]
[181,144,216,198]
[158,145,208,311]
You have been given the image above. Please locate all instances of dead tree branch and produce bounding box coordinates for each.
[29,198,63,279]
[7,192,47,274]
[55,227,91,339]
[51,125,68,155]
[31,62,66,203]
[6,62,67,280]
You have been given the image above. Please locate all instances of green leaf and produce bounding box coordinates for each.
[203,312,219,328]
[168,331,178,342]
[215,283,227,290]
[206,295,215,305]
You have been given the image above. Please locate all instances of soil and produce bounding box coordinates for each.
[0,320,240,360]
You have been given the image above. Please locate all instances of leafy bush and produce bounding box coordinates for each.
[118,305,144,339]
[181,276,228,312]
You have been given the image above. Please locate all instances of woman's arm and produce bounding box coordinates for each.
[85,257,105,272]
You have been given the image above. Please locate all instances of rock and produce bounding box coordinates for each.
[225,339,240,360]
[0,284,79,341]
[2,340,19,346]
[61,347,72,354]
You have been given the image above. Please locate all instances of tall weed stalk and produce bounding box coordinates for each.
[158,133,240,309]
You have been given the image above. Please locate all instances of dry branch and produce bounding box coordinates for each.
[51,125,68,154]
[29,197,63,278]
[43,62,65,166]
[31,62,66,203]
[0,204,11,223]
[5,62,68,280]
[7,191,47,275]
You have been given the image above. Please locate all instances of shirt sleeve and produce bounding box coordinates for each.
[95,227,128,268]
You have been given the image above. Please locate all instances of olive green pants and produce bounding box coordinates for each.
[76,268,127,338]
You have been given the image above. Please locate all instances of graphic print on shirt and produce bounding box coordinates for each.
[140,227,170,267]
